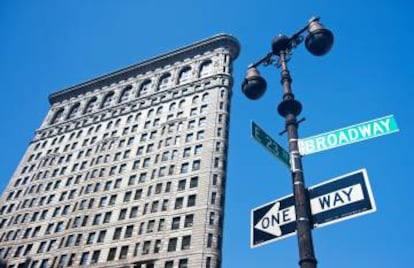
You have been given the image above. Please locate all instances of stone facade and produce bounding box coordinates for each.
[0,34,240,268]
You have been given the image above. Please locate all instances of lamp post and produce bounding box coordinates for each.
[242,17,334,268]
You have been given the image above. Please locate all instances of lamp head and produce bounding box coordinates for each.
[305,18,334,56]
[271,34,290,55]
[242,66,267,100]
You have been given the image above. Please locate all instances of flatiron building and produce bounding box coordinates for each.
[0,34,240,268]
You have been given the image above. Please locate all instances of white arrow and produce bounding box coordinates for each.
[254,202,296,237]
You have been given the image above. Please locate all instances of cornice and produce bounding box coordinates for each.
[48,34,240,105]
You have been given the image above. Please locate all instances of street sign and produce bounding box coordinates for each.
[251,169,376,248]
[298,114,399,155]
[251,121,290,167]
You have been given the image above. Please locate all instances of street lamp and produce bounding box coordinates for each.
[242,17,334,268]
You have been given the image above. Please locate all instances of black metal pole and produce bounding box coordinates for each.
[277,51,317,268]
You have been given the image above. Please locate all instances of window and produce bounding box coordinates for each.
[75,234,83,246]
[178,179,186,191]
[128,175,136,185]
[190,177,198,188]
[181,235,191,250]
[188,120,195,129]
[154,239,161,253]
[211,192,217,205]
[99,197,108,207]
[101,91,114,108]
[179,66,192,84]
[157,218,165,231]
[158,73,171,90]
[143,158,151,167]
[206,257,212,268]
[97,230,106,243]
[199,117,206,127]
[37,241,47,253]
[165,182,171,192]
[165,261,174,268]
[118,208,127,220]
[50,108,64,124]
[79,251,90,265]
[171,217,180,230]
[91,250,100,264]
[67,103,80,119]
[113,227,122,240]
[188,195,196,207]
[138,80,151,97]
[192,160,201,171]
[185,133,193,143]
[180,163,189,174]
[195,144,203,155]
[155,183,162,194]
[197,130,205,140]
[175,197,183,209]
[179,259,188,268]
[209,212,215,225]
[58,254,68,267]
[119,245,128,259]
[200,60,213,77]
[119,85,132,103]
[134,189,143,200]
[183,147,191,158]
[200,104,208,113]
[114,178,122,188]
[147,220,155,233]
[207,233,213,248]
[167,238,178,252]
[184,214,194,227]
[123,191,132,202]
[142,241,151,255]
[93,214,102,225]
[130,206,139,218]
[107,247,117,261]
[162,199,169,211]
[151,201,159,213]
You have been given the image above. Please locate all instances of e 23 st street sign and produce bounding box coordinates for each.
[251,121,290,167]
[298,115,399,155]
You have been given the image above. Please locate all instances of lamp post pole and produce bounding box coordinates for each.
[277,51,317,268]
[242,17,334,268]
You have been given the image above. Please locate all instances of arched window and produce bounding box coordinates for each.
[101,91,115,108]
[192,95,199,104]
[66,103,80,119]
[138,80,151,97]
[158,73,171,91]
[135,112,142,121]
[156,106,163,115]
[169,102,176,112]
[84,97,97,114]
[178,66,192,84]
[178,100,185,109]
[199,60,213,77]
[50,108,64,125]
[119,85,133,103]
[147,109,154,117]
[202,92,209,102]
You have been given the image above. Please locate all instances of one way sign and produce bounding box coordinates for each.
[251,169,376,248]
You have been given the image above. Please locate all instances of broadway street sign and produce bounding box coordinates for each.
[251,121,290,167]
[298,114,399,155]
[251,169,376,248]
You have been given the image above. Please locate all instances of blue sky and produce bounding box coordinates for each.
[1,1,413,267]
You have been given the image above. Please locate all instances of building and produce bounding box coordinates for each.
[0,34,240,268]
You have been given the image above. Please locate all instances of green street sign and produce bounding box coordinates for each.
[251,121,290,167]
[298,114,399,155]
